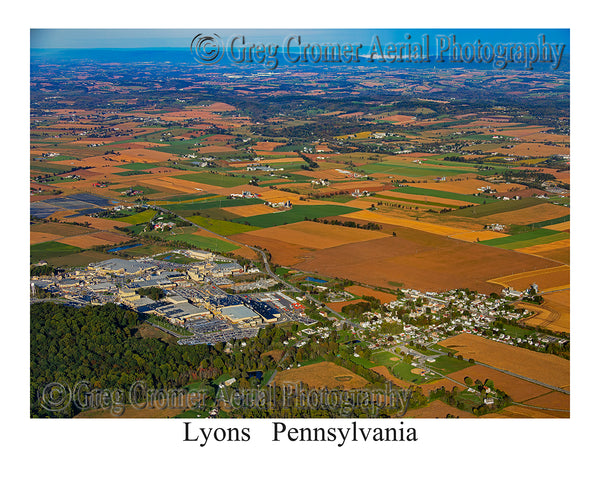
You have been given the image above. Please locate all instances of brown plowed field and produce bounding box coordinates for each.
[523,391,569,410]
[58,234,115,248]
[488,265,569,292]
[405,400,475,418]
[345,285,397,303]
[30,230,63,245]
[31,223,95,237]
[288,230,558,294]
[229,233,315,266]
[439,333,569,390]
[483,405,569,418]
[239,221,389,250]
[273,361,370,390]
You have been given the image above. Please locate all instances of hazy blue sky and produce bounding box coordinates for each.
[31,29,569,51]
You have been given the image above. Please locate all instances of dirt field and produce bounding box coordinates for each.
[345,285,397,303]
[405,399,475,418]
[30,231,62,245]
[439,333,569,390]
[230,233,314,266]
[326,299,368,313]
[446,364,552,403]
[240,221,389,250]
[523,390,570,410]
[273,361,370,390]
[483,404,569,418]
[30,222,96,237]
[449,230,508,242]
[66,215,131,231]
[58,233,116,248]
[488,265,570,292]
[287,230,559,294]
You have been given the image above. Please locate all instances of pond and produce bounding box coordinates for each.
[106,243,142,253]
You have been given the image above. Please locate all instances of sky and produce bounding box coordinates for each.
[31,29,570,51]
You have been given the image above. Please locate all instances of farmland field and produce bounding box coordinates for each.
[439,333,570,390]
[116,209,157,225]
[31,241,82,262]
[284,229,559,294]
[173,172,250,187]
[392,186,498,204]
[231,205,360,228]
[272,361,370,390]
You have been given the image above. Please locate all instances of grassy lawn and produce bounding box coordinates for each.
[390,361,427,383]
[232,204,360,228]
[31,241,81,263]
[427,355,471,375]
[370,350,403,368]
[299,356,325,367]
[348,355,377,368]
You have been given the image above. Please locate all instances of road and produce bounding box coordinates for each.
[151,204,349,323]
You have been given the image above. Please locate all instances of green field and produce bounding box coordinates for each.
[370,350,404,368]
[186,215,261,236]
[427,355,471,375]
[232,204,360,228]
[156,193,217,203]
[525,214,570,229]
[389,361,427,383]
[347,355,377,368]
[145,230,240,253]
[448,196,547,218]
[31,241,82,263]
[155,252,199,264]
[117,209,157,225]
[361,161,478,178]
[165,197,263,214]
[173,172,250,187]
[392,186,498,204]
[479,228,569,249]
